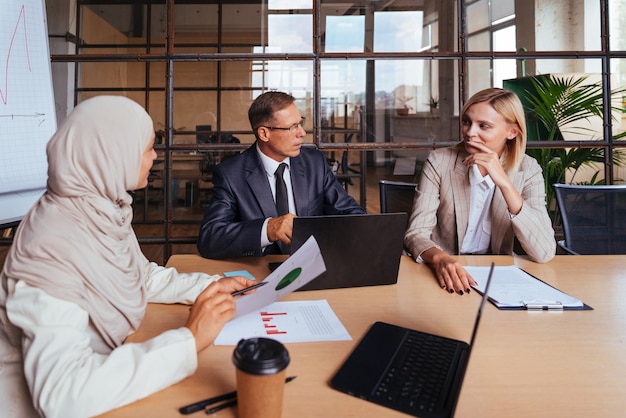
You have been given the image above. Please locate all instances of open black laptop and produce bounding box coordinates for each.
[284,213,407,291]
[330,263,495,417]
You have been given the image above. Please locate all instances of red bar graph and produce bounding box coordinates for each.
[260,311,288,335]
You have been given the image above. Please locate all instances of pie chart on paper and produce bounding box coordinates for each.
[275,267,302,291]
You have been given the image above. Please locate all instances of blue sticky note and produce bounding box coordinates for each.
[223,270,256,281]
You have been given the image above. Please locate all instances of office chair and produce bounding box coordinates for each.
[197,132,241,205]
[326,133,355,190]
[553,183,626,255]
[197,130,241,173]
[379,180,417,215]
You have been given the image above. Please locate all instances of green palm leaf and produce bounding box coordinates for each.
[518,74,626,220]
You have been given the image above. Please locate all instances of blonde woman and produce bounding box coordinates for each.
[404,88,556,295]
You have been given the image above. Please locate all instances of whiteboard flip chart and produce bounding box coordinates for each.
[0,0,56,225]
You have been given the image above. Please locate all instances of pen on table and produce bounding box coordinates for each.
[205,376,297,415]
[179,376,296,415]
[179,389,237,415]
[230,281,267,296]
[204,398,237,415]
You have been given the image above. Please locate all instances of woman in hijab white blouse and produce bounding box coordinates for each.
[0,96,255,417]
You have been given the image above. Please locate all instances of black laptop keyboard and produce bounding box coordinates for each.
[371,331,460,416]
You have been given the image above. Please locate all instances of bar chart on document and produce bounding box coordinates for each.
[261,310,288,336]
[0,0,56,223]
[214,300,352,345]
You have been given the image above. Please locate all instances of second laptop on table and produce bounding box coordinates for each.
[330,263,495,418]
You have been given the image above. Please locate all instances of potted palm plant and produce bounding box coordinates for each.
[395,95,414,116]
[508,74,626,216]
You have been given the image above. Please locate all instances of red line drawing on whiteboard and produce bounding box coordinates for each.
[1,4,32,105]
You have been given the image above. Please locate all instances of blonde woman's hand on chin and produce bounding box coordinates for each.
[462,140,508,185]
[463,140,523,215]
[186,276,256,352]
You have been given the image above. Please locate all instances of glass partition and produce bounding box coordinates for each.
[40,0,624,263]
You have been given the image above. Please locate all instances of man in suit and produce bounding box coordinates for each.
[197,91,365,259]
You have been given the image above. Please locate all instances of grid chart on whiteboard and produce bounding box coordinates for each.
[0,0,56,194]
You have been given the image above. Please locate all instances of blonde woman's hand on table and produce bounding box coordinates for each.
[421,247,477,296]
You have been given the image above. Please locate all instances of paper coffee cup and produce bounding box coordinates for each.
[232,338,290,418]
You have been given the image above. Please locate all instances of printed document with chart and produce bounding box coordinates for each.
[214,235,351,345]
[214,299,351,345]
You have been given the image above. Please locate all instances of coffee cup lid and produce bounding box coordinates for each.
[232,338,290,375]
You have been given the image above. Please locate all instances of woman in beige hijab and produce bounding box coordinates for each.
[0,96,255,417]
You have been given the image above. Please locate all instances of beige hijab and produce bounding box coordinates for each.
[2,96,154,349]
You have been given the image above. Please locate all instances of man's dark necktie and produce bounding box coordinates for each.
[275,163,289,216]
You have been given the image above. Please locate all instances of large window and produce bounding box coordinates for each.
[34,0,626,263]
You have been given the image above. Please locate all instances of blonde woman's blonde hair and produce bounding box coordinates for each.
[455,87,527,172]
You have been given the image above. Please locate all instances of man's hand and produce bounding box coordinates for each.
[267,213,296,245]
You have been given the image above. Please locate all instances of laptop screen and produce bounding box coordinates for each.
[291,213,407,291]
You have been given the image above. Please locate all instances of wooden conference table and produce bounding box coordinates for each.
[100,254,626,417]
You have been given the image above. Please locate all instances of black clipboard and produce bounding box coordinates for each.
[471,267,593,311]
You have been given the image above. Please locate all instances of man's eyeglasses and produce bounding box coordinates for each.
[263,117,306,133]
